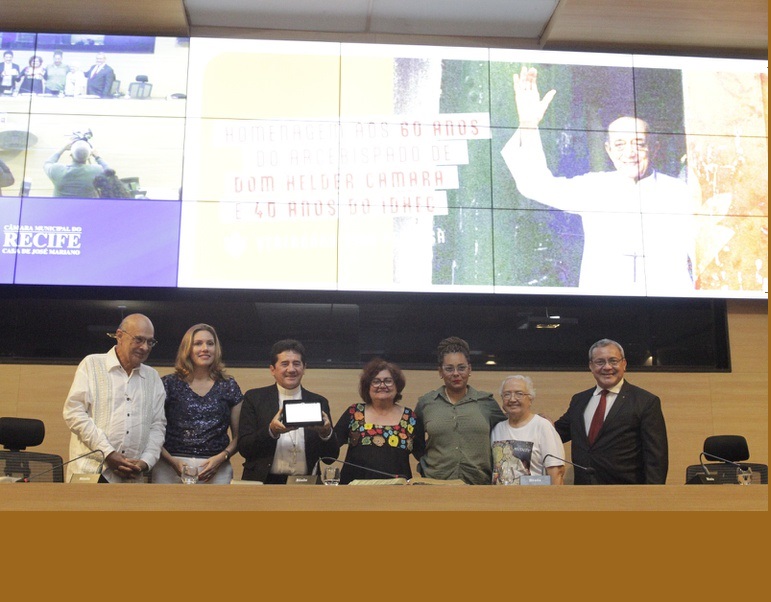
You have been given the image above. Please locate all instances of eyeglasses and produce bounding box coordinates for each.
[609,140,649,155]
[371,377,394,388]
[441,364,469,374]
[591,357,624,367]
[117,329,158,348]
[501,391,532,401]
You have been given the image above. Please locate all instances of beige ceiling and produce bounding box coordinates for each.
[2,0,768,58]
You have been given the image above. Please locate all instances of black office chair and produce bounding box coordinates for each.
[119,176,147,198]
[128,75,152,98]
[0,417,64,482]
[109,79,121,97]
[685,435,768,484]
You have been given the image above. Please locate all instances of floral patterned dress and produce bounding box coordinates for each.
[332,402,425,484]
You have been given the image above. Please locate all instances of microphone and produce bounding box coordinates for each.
[702,451,754,484]
[685,452,722,484]
[543,453,595,475]
[699,451,715,476]
[319,456,408,481]
[701,451,746,470]
[18,449,105,483]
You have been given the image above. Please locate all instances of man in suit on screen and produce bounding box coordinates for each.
[85,52,116,97]
[554,338,668,484]
[237,339,338,482]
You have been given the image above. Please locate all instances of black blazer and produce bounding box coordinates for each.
[237,384,339,482]
[554,381,668,485]
[85,64,116,98]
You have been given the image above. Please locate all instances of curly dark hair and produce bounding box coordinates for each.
[436,336,471,365]
[94,169,132,199]
[358,357,406,404]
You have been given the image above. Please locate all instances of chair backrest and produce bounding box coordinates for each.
[109,79,121,96]
[128,81,152,98]
[0,416,45,450]
[119,176,147,198]
[0,416,63,482]
[704,435,750,462]
[0,450,64,482]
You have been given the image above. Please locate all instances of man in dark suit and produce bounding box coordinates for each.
[554,338,668,484]
[85,52,116,98]
[237,339,338,482]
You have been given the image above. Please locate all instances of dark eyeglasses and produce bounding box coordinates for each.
[110,329,158,348]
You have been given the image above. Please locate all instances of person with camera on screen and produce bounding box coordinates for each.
[501,65,696,296]
[237,339,338,483]
[43,130,110,197]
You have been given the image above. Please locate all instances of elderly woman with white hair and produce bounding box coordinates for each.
[43,138,110,197]
[490,375,566,485]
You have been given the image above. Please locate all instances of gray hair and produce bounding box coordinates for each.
[588,339,625,361]
[70,140,92,163]
[499,374,536,400]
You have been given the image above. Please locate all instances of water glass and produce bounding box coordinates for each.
[323,466,341,485]
[181,463,199,485]
[737,467,753,485]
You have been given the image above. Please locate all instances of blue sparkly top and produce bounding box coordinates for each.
[162,374,243,458]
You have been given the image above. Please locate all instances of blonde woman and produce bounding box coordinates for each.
[152,324,242,484]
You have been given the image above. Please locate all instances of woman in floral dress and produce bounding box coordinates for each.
[331,358,424,484]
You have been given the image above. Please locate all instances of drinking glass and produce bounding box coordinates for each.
[499,465,516,486]
[322,466,341,485]
[737,467,753,485]
[181,464,199,485]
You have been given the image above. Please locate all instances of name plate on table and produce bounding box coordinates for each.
[70,474,101,483]
[519,475,551,486]
[287,475,320,485]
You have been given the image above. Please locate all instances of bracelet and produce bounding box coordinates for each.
[223,449,231,461]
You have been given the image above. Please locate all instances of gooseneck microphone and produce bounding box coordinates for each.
[699,451,716,476]
[701,451,746,470]
[19,449,105,482]
[543,453,596,475]
[318,457,408,481]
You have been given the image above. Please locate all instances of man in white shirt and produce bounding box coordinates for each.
[500,66,695,295]
[237,339,337,483]
[63,313,166,482]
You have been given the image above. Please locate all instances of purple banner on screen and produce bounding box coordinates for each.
[8,197,181,286]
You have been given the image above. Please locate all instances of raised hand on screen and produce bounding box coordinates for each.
[512,66,556,129]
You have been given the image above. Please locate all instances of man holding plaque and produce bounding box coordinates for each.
[238,339,337,483]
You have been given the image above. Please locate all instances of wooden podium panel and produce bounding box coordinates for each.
[0,483,766,511]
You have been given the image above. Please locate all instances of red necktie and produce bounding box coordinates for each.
[588,389,608,445]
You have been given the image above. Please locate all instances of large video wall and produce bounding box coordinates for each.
[1,35,767,298]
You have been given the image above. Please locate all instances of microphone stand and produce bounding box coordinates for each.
[20,449,105,482]
[319,457,408,482]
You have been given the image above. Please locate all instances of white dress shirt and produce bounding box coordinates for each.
[63,346,166,482]
[582,380,624,436]
[270,384,308,475]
